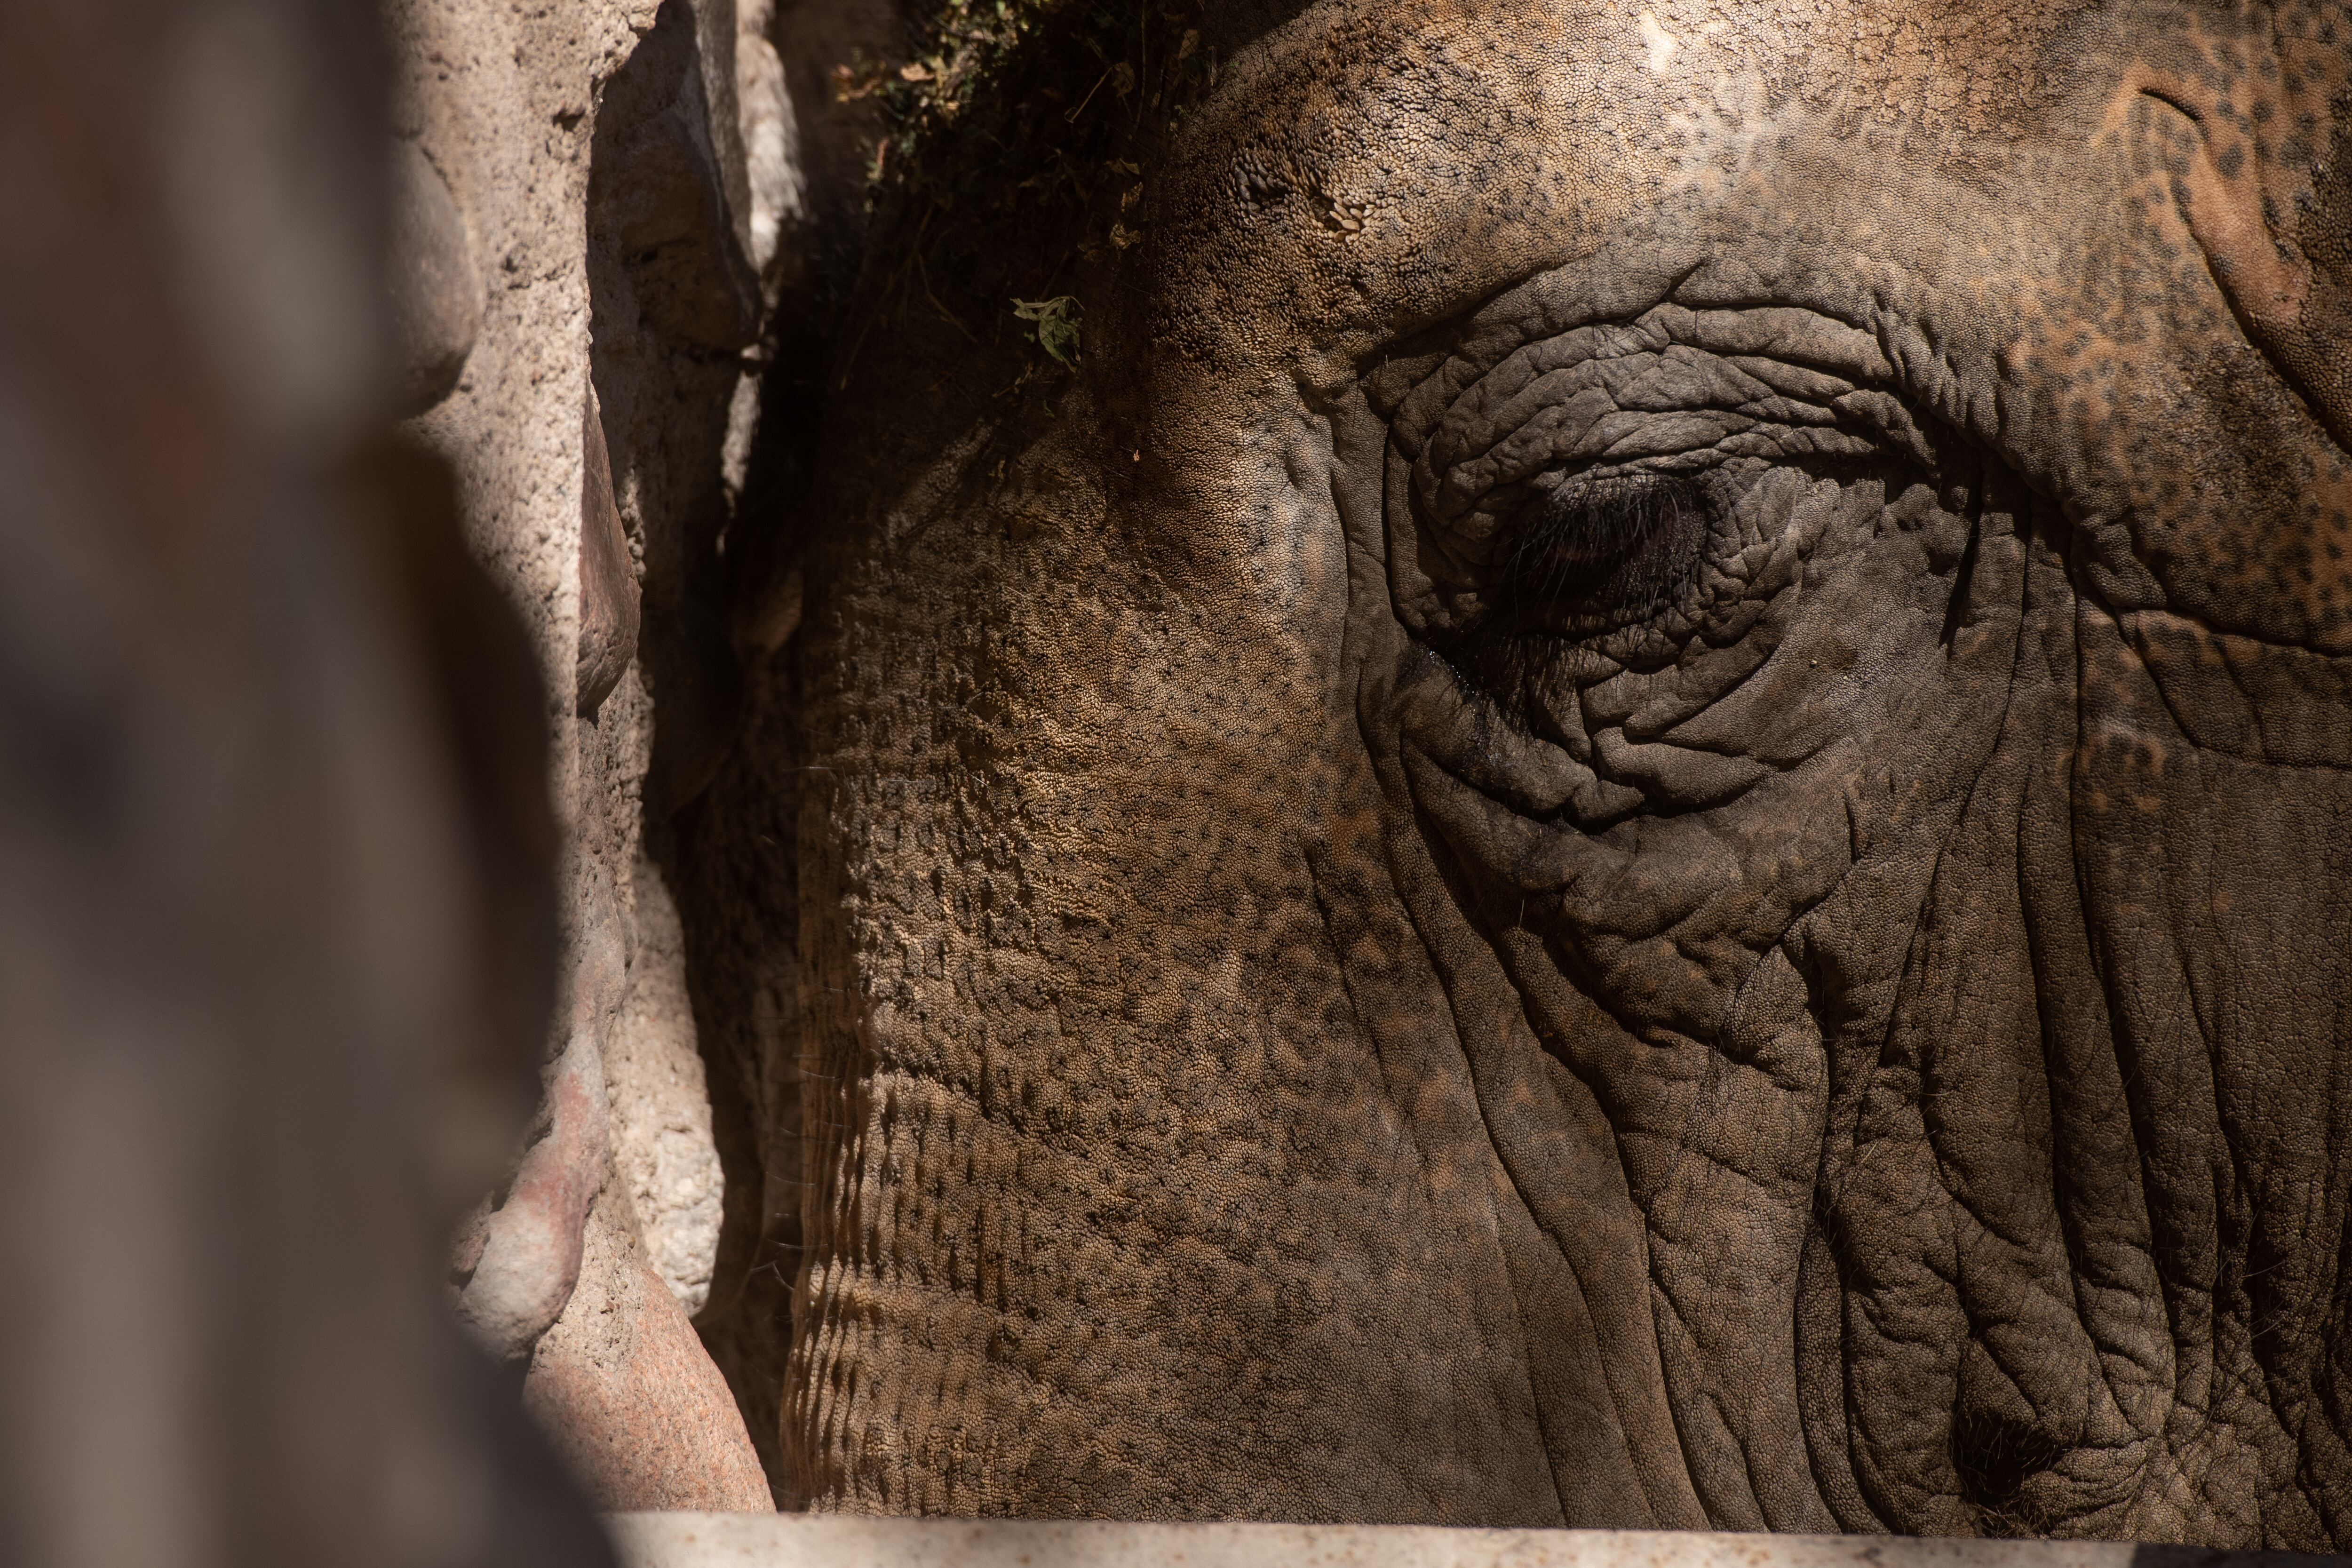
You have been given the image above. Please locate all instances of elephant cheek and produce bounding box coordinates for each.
[786,431,1579,1519]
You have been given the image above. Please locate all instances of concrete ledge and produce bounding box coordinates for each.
[608,1515,2347,1568]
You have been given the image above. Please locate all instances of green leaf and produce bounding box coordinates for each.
[1011,295,1082,365]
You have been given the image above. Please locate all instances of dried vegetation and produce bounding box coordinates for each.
[836,0,1219,374]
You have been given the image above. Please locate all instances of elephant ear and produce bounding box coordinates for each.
[2132,3,2352,452]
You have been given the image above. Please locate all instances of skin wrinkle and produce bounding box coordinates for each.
[1395,786,1620,1520]
[1468,785,1835,1533]
[1452,1015,1584,1529]
[1844,503,2070,1504]
[2029,676,2169,1398]
[2074,599,2288,1531]
[2010,764,2137,1481]
[2054,793,2177,1473]
[1383,664,1712,1523]
[2073,632,2210,1323]
[1633,1053,1824,1530]
[1351,729,1655,1520]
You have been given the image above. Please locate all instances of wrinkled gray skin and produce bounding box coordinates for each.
[763,0,2352,1544]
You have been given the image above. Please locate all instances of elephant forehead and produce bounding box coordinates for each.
[1148,0,2075,381]
[1148,0,1634,377]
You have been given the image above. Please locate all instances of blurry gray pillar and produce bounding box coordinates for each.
[0,0,611,1564]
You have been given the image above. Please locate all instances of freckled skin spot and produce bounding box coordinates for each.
[762,0,2352,1543]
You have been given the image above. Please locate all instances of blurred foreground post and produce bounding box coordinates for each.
[0,0,610,1562]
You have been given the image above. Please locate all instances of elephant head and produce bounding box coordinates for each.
[742,0,2352,1544]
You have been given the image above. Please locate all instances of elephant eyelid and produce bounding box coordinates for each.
[1498,470,1708,617]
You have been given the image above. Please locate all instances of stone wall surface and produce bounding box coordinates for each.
[379,0,902,1513]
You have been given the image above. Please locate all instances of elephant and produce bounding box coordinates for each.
[691,0,2352,1545]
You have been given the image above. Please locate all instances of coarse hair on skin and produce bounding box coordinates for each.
[1496,468,1708,623]
[1430,468,1709,721]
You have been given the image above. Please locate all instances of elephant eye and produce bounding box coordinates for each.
[1420,462,1727,710]
[1374,299,1952,733]
[1494,470,1708,625]
[1381,302,1938,642]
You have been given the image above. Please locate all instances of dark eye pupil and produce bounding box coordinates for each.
[1500,472,1703,619]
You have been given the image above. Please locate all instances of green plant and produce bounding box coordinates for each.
[1010,295,1082,364]
[828,1,1218,402]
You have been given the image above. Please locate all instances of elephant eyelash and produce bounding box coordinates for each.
[1426,470,1712,713]
[1495,470,1708,621]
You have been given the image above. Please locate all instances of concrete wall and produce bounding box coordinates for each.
[380,0,896,1512]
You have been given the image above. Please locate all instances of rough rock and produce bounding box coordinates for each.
[375,0,877,1513]
[384,137,483,415]
[524,1202,772,1512]
[578,393,641,720]
[604,855,726,1314]
[456,975,614,1361]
